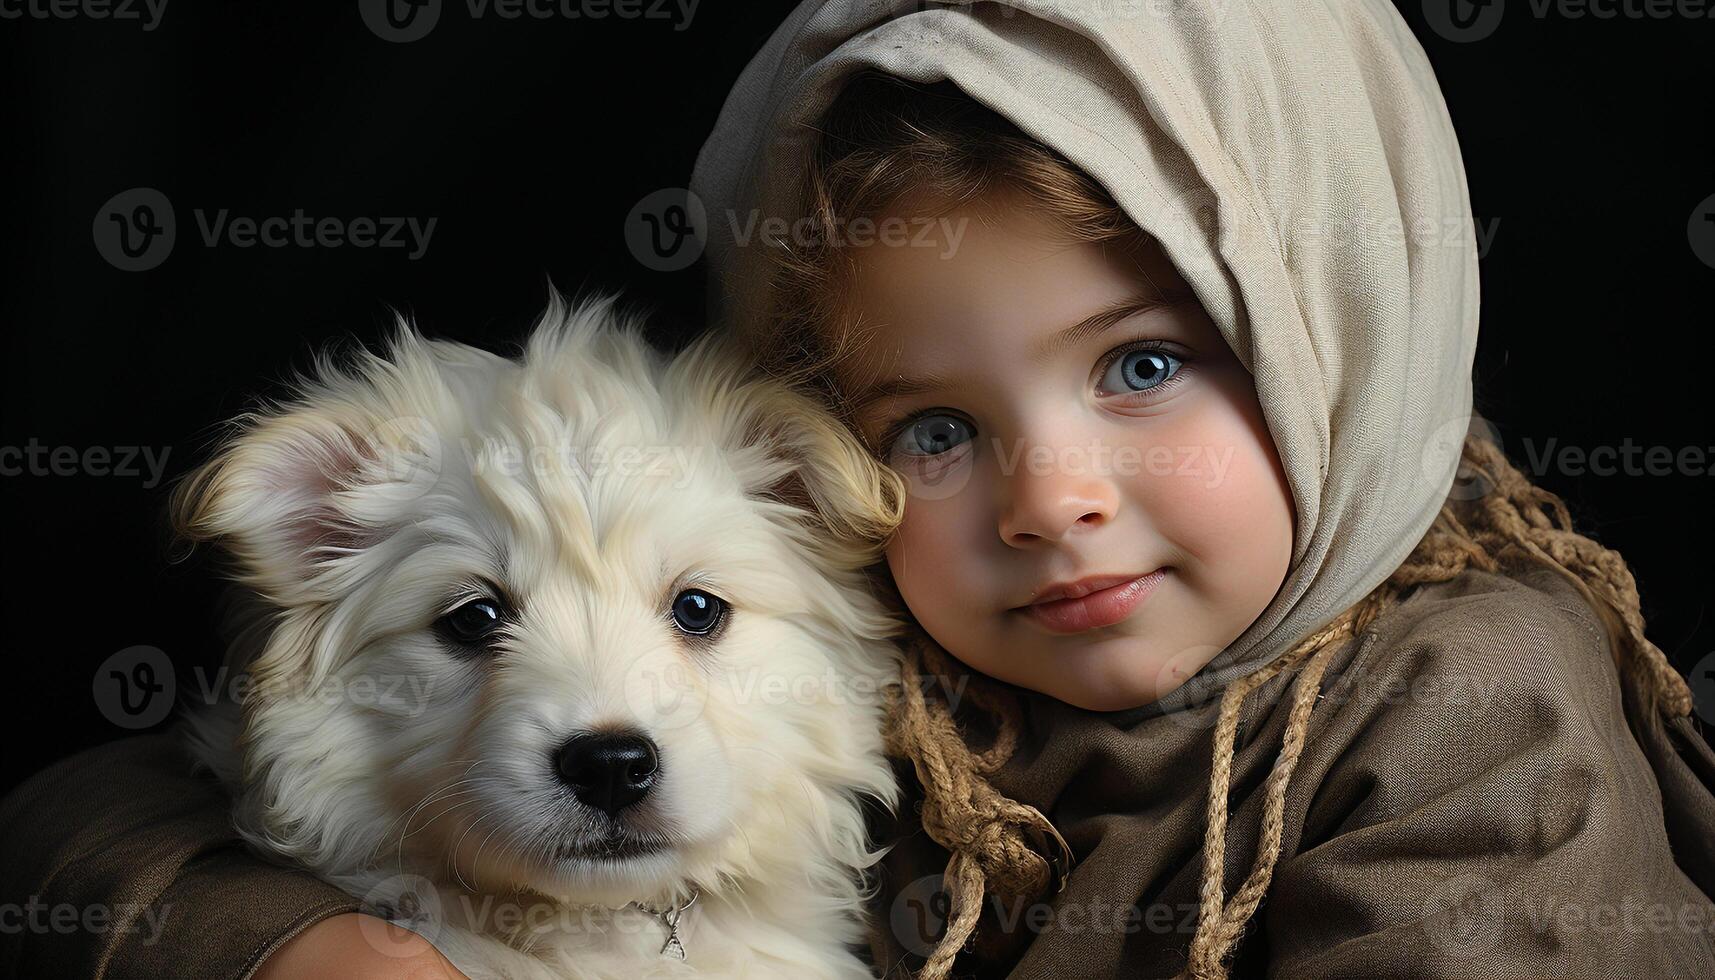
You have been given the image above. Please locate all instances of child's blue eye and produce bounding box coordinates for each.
[889,413,975,458]
[1099,347,1185,395]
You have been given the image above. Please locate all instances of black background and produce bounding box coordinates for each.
[2,0,1712,795]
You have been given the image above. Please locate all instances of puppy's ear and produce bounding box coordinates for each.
[667,329,907,567]
[171,347,446,604]
[743,384,906,568]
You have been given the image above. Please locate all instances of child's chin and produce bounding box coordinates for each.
[1056,685,1157,713]
[1007,649,1183,713]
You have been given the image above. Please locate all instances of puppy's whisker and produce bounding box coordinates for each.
[373,769,489,866]
[366,757,485,851]
[395,793,484,873]
[451,802,506,894]
[399,783,483,843]
[471,814,510,888]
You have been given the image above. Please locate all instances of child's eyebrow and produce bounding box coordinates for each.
[1029,288,1193,362]
[848,288,1193,412]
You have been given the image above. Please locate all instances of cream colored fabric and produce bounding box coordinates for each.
[690,0,1481,715]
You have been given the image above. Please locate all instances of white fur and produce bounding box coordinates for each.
[177,293,906,979]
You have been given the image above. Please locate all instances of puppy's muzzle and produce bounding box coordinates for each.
[554,731,660,818]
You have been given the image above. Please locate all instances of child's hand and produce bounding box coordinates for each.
[254,913,469,979]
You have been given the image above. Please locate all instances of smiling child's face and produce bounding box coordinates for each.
[839,195,1296,711]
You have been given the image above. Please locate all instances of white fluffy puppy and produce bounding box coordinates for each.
[174,293,908,979]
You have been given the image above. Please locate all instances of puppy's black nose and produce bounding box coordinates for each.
[553,731,659,817]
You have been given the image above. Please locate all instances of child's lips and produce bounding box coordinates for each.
[1014,569,1168,634]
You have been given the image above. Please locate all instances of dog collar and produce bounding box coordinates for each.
[626,887,699,960]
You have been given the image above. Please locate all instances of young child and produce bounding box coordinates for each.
[3,2,1711,979]
[687,1,1715,977]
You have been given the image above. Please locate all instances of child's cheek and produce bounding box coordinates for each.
[883,489,988,631]
[1134,372,1295,619]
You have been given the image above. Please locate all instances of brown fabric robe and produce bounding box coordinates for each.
[0,735,360,979]
[2,565,1711,978]
[865,563,1715,979]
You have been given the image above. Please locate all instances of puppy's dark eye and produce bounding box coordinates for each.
[670,588,727,637]
[436,597,507,648]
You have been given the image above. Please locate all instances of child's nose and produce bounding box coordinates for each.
[995,453,1120,547]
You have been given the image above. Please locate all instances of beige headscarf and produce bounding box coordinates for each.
[690,0,1481,714]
